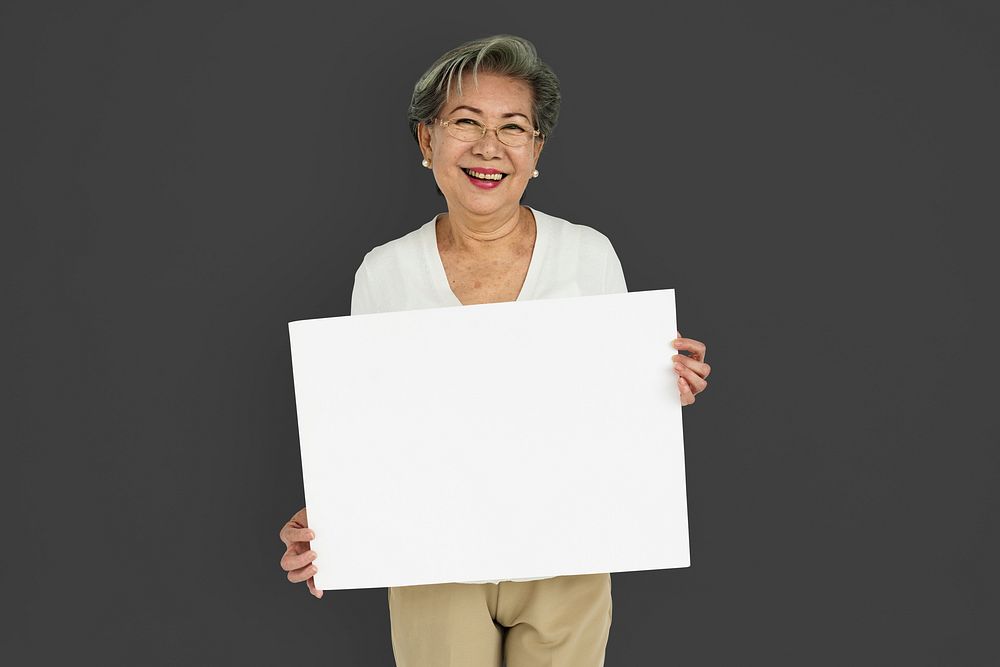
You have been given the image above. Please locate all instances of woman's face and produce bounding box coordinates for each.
[418,71,544,219]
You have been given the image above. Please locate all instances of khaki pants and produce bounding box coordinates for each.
[388,573,613,667]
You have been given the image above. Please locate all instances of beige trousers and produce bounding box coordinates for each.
[388,573,613,667]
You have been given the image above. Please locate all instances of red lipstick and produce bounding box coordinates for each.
[462,166,507,189]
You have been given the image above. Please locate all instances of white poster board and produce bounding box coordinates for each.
[288,289,689,590]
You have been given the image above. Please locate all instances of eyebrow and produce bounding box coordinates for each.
[446,105,531,121]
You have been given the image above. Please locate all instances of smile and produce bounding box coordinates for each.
[462,168,508,181]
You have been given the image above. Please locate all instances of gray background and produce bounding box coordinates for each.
[4,1,998,665]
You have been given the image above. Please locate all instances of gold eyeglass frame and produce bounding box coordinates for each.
[435,117,541,147]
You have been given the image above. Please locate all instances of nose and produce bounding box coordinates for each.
[472,128,503,158]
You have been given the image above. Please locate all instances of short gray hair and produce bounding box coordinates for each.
[408,35,561,144]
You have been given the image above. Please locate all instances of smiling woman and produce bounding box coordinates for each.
[278,34,711,667]
[417,71,542,223]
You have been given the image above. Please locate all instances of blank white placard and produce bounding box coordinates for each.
[288,288,689,590]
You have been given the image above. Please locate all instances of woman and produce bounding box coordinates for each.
[279,35,711,666]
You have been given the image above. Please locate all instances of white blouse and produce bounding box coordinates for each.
[350,206,628,584]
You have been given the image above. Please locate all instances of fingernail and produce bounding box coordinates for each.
[673,340,683,348]
[307,531,315,540]
[674,362,684,371]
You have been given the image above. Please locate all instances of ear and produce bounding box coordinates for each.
[533,137,545,167]
[417,121,434,162]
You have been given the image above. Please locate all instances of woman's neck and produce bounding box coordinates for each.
[439,205,530,254]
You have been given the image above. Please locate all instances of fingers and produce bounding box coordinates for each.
[279,507,323,596]
[278,507,313,547]
[280,539,323,592]
[671,331,709,406]
[672,335,707,364]
[306,576,324,599]
[279,525,315,547]
[280,544,318,573]
[672,354,710,380]
[673,358,708,394]
[290,507,309,526]
[287,559,319,584]
[678,376,696,406]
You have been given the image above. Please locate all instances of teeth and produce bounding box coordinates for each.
[465,169,504,181]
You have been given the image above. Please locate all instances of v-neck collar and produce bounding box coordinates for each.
[423,206,547,307]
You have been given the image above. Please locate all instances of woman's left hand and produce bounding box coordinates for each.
[672,331,710,406]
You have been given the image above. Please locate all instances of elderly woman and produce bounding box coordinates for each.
[279,35,710,667]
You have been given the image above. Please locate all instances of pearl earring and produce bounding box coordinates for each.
[421,158,431,168]
[532,169,539,178]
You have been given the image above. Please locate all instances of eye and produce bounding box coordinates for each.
[502,124,527,134]
[454,118,481,126]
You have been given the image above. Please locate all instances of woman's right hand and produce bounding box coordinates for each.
[279,507,322,599]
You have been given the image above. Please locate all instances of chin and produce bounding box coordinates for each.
[461,199,521,217]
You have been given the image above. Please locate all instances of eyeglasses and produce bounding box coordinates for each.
[435,117,541,147]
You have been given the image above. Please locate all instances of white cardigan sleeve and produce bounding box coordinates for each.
[603,239,628,295]
[350,257,379,316]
